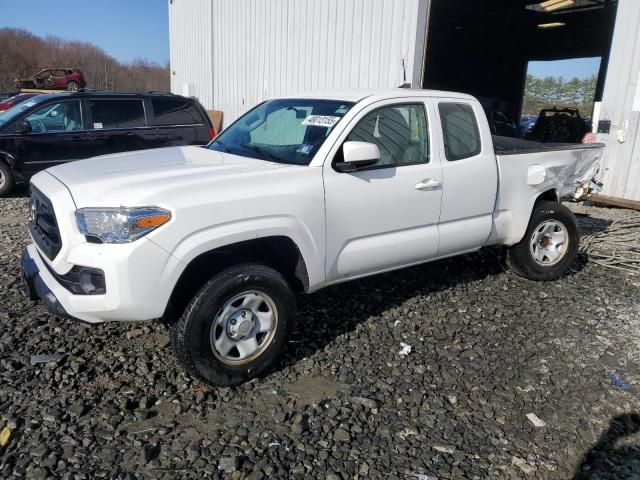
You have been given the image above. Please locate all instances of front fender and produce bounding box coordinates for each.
[151,215,324,293]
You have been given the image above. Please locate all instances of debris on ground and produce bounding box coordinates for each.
[29,353,64,365]
[0,426,11,447]
[526,412,547,428]
[580,209,640,274]
[398,342,412,357]
[433,445,456,455]
[607,371,631,391]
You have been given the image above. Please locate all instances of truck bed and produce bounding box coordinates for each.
[492,135,604,155]
[490,136,605,246]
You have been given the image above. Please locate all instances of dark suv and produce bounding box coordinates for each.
[0,92,215,195]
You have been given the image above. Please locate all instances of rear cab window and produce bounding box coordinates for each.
[89,99,146,129]
[150,98,204,126]
[438,102,481,161]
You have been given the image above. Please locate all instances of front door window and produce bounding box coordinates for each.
[24,101,83,133]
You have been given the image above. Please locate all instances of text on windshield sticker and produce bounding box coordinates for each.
[302,115,341,128]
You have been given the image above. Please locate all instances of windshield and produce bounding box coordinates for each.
[0,97,42,129]
[209,98,354,165]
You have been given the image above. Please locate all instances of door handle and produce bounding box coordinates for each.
[414,178,442,191]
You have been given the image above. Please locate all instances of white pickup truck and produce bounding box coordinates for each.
[21,89,603,385]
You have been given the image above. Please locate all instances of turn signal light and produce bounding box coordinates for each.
[135,214,171,229]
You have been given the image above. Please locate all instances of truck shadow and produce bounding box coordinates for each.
[575,213,613,236]
[277,247,507,372]
[275,236,595,376]
[572,413,640,480]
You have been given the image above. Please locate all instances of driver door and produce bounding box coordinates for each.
[14,99,93,178]
[323,99,443,283]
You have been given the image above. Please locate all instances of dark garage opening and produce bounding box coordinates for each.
[422,0,618,138]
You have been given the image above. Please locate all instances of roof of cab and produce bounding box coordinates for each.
[281,88,477,103]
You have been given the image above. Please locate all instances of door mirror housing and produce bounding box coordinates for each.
[335,141,380,172]
[15,120,32,135]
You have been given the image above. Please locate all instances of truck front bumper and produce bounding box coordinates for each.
[21,246,80,322]
[21,240,181,324]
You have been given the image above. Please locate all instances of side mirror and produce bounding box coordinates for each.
[16,120,32,135]
[335,141,380,172]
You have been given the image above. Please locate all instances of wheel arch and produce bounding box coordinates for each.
[534,188,559,205]
[163,235,310,321]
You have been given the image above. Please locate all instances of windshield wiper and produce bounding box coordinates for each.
[240,144,283,163]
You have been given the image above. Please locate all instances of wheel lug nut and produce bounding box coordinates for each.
[241,311,246,318]
[230,318,237,325]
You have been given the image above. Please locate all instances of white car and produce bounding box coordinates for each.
[21,89,604,385]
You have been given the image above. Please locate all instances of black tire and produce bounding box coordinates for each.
[0,161,15,197]
[171,264,295,386]
[66,81,79,91]
[506,201,579,281]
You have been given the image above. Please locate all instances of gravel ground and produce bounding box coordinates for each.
[1,192,640,480]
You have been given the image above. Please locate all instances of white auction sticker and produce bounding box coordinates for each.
[93,122,103,129]
[302,115,341,128]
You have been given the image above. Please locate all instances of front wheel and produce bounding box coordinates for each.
[66,81,79,91]
[506,201,579,281]
[171,264,296,386]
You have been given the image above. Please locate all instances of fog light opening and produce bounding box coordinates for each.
[78,268,106,295]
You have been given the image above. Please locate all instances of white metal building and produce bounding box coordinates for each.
[169,0,640,203]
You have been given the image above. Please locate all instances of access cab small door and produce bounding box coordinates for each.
[323,98,443,282]
[429,99,498,257]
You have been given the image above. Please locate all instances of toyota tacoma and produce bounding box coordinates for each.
[21,89,604,385]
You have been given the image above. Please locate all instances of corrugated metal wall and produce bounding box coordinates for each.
[170,0,423,123]
[168,0,214,109]
[598,0,640,202]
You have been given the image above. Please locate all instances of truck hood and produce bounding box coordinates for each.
[45,146,296,207]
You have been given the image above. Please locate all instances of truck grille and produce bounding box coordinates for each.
[28,187,62,260]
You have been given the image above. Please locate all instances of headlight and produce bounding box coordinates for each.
[75,207,171,243]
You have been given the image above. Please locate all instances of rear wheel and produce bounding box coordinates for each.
[171,264,295,386]
[66,81,79,91]
[506,201,579,281]
[0,162,15,197]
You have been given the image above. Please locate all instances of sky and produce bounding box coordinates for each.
[527,57,601,79]
[0,0,169,65]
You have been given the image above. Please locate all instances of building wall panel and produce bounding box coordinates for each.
[204,0,421,123]
[598,0,640,201]
[168,0,213,108]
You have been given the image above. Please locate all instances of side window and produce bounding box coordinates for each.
[90,99,146,129]
[345,104,429,168]
[438,103,481,161]
[151,98,203,126]
[24,101,83,132]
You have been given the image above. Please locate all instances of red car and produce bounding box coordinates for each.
[15,68,87,91]
[0,93,38,112]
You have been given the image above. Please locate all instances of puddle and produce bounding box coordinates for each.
[281,375,345,404]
